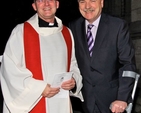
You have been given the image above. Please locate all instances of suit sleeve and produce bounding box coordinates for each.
[117,20,136,103]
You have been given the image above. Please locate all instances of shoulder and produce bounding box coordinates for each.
[100,13,129,31]
[11,23,24,34]
[68,16,84,27]
[6,23,24,45]
[101,13,127,26]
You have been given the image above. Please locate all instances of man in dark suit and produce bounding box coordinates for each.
[68,0,137,113]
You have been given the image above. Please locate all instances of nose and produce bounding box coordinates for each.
[44,0,50,5]
[85,1,91,8]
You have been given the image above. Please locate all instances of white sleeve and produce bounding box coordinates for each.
[0,24,47,113]
[67,28,84,102]
[0,55,2,62]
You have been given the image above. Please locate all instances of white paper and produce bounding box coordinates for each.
[51,72,73,98]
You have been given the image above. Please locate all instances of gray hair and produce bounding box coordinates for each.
[77,0,82,2]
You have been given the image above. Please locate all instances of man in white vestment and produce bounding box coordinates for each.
[0,0,83,113]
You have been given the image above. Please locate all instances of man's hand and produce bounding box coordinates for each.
[42,84,60,98]
[61,77,76,90]
[110,100,127,113]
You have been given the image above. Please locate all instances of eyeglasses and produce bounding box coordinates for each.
[36,0,56,3]
[78,0,97,3]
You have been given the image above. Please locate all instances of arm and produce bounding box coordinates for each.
[110,20,136,113]
[0,24,47,113]
[61,28,84,101]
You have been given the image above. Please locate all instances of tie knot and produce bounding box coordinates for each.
[88,24,94,30]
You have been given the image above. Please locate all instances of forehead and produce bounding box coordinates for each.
[78,0,101,2]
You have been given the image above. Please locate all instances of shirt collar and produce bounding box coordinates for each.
[86,15,101,27]
[38,17,58,27]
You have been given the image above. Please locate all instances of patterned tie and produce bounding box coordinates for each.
[87,24,94,57]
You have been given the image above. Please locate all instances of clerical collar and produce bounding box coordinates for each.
[38,17,58,27]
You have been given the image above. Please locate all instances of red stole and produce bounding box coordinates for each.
[24,22,72,113]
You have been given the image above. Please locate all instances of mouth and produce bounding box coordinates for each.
[44,7,51,11]
[83,9,94,13]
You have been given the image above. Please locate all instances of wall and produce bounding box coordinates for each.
[130,0,141,113]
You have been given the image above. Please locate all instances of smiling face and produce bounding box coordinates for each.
[32,0,59,23]
[78,0,104,23]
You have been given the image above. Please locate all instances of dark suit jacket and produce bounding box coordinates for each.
[68,13,136,113]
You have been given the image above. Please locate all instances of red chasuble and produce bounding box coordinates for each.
[24,22,72,113]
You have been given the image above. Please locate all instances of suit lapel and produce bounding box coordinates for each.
[79,18,91,59]
[91,14,108,62]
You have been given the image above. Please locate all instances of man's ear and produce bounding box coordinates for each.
[32,3,37,11]
[101,0,104,8]
[56,1,59,9]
